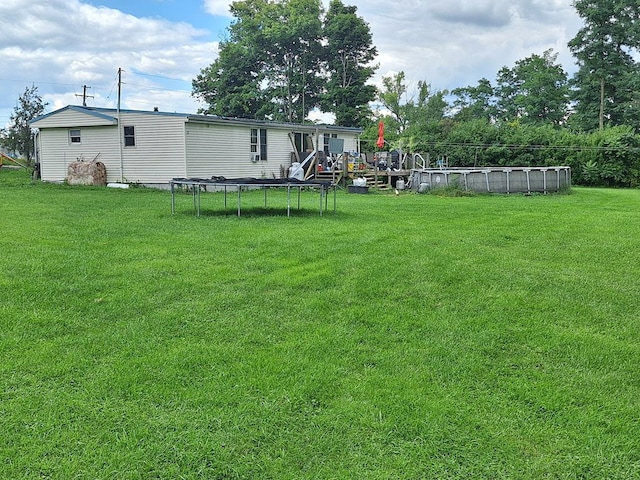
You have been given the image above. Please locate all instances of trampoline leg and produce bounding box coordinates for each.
[333,186,336,214]
[170,182,175,214]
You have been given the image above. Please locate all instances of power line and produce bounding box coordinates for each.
[417,141,640,152]
[122,81,192,93]
[131,71,191,83]
[0,77,79,88]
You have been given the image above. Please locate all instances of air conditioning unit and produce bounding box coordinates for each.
[250,153,260,163]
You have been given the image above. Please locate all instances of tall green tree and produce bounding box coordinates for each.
[377,71,408,132]
[568,0,640,131]
[403,81,449,137]
[321,0,377,127]
[377,72,450,138]
[1,85,47,163]
[192,41,265,117]
[495,49,569,126]
[451,78,496,122]
[193,0,376,125]
[260,0,324,122]
[193,0,323,122]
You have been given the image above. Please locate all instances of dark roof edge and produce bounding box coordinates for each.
[186,114,362,133]
[30,105,119,124]
[29,105,363,133]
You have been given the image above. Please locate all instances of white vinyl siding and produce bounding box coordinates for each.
[118,113,186,183]
[269,129,296,166]
[37,113,187,183]
[38,126,119,182]
[186,123,268,178]
[341,135,358,153]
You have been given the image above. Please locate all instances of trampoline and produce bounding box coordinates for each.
[170,177,336,217]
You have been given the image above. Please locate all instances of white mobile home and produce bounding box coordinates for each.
[30,105,363,186]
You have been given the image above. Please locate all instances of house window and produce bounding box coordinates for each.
[293,132,312,153]
[123,126,135,147]
[324,133,338,154]
[69,129,81,144]
[250,128,267,161]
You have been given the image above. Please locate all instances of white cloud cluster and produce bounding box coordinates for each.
[356,0,581,94]
[0,0,583,127]
[0,0,219,125]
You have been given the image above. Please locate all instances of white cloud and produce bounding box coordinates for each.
[204,0,233,17]
[353,0,581,95]
[430,1,514,28]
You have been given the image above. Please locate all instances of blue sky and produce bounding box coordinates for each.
[1,0,582,130]
[82,0,230,40]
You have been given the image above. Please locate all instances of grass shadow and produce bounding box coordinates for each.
[175,206,343,218]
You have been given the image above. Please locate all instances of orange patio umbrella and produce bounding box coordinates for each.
[376,121,385,149]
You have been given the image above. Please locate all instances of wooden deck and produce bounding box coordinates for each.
[316,169,412,189]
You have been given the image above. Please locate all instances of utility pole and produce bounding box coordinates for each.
[75,85,94,106]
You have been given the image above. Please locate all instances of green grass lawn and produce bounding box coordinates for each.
[1,168,639,479]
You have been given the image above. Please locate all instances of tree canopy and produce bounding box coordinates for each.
[568,0,640,131]
[495,49,569,126]
[1,85,47,163]
[321,0,378,127]
[192,0,377,126]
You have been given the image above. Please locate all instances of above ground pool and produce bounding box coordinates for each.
[409,166,571,194]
